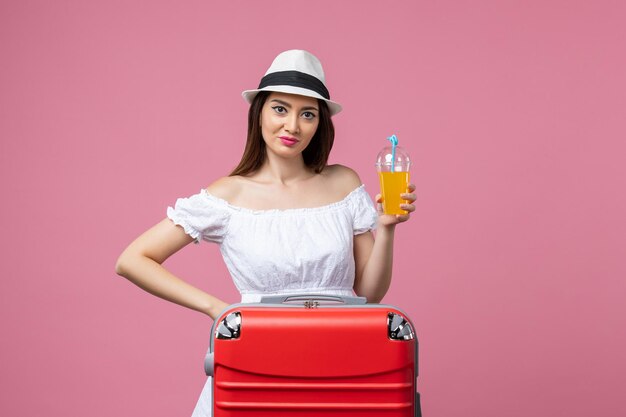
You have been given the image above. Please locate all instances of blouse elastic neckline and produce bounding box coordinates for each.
[200,184,366,215]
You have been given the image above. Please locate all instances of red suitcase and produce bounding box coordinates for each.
[204,294,421,416]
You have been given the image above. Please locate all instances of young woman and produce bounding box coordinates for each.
[115,49,416,417]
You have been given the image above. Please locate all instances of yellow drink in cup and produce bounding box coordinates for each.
[376,142,411,215]
[378,171,410,215]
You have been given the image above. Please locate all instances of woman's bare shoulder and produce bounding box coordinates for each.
[323,164,363,193]
[205,176,245,202]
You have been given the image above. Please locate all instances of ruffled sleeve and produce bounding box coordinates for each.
[166,190,231,244]
[347,185,378,235]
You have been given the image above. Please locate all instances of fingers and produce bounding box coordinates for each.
[395,214,410,223]
[401,193,416,203]
[400,193,417,204]
[400,203,415,213]
[401,184,417,203]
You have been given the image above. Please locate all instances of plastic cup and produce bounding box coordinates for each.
[376,146,411,215]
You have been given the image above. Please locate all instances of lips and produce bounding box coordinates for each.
[279,136,299,146]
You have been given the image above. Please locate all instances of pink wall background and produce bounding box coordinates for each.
[1,1,625,416]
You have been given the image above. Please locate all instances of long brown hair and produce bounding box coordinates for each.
[229,92,335,176]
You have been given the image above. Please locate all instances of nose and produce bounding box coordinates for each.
[284,113,300,135]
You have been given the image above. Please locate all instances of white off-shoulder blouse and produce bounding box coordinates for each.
[167,184,378,303]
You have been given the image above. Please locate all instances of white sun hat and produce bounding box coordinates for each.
[242,49,343,116]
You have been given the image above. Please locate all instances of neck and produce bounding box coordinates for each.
[257,153,314,185]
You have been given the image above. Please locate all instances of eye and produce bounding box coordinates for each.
[272,106,287,114]
[302,111,317,120]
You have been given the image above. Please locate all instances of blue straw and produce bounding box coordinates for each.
[387,134,398,171]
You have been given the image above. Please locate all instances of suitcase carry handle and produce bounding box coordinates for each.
[259,294,367,305]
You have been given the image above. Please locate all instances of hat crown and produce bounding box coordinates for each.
[242,49,342,115]
[264,50,326,83]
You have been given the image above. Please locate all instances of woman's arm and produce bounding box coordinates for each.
[115,218,229,320]
[353,184,416,303]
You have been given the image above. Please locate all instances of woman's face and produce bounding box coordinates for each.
[260,92,320,159]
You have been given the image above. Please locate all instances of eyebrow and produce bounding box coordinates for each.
[270,99,319,112]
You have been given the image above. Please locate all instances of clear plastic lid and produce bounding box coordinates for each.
[376,145,411,172]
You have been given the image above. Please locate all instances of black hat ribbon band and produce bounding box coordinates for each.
[258,71,330,100]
